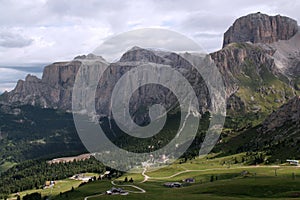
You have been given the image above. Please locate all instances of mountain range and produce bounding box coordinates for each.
[0,12,300,163]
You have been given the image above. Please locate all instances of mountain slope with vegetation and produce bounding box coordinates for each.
[0,103,86,168]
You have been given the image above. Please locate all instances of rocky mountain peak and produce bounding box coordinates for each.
[223,12,298,48]
[25,74,40,82]
[119,46,166,63]
[74,53,106,61]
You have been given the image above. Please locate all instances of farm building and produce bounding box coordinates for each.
[164,182,182,188]
[286,159,299,166]
[183,178,195,183]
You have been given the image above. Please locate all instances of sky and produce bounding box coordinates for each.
[0,0,299,93]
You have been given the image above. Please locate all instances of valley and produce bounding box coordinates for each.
[0,11,300,200]
[11,154,300,200]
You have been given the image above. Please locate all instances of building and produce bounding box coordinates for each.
[183,178,195,183]
[287,159,299,166]
[163,182,182,188]
[44,181,55,189]
[70,174,94,182]
[106,187,128,195]
[47,153,92,164]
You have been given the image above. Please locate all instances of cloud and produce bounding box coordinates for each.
[93,28,203,62]
[0,1,298,59]
[0,32,33,48]
[0,0,299,91]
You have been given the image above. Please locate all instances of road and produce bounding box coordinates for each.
[111,180,146,193]
[84,193,104,200]
[141,165,282,180]
[84,165,285,199]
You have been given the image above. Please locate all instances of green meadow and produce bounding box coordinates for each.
[12,155,300,200]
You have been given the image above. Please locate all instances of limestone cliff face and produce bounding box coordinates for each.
[2,49,211,123]
[95,47,210,123]
[1,13,299,124]
[2,55,106,110]
[210,43,276,96]
[212,13,300,118]
[223,13,298,48]
[210,42,296,118]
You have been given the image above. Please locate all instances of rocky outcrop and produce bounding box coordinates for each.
[223,12,298,47]
[2,55,106,110]
[2,49,211,123]
[95,48,211,123]
[1,13,299,124]
[260,96,300,134]
[211,42,277,96]
[246,96,300,157]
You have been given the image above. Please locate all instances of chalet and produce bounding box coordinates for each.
[47,153,92,164]
[100,171,111,179]
[44,181,55,189]
[164,182,182,188]
[287,159,299,166]
[71,174,94,182]
[106,187,128,195]
[183,178,195,183]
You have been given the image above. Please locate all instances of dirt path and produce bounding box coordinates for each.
[84,193,104,200]
[143,165,282,180]
[111,180,146,193]
[84,165,283,199]
[141,168,150,183]
[83,177,146,199]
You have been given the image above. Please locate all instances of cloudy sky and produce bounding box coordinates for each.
[0,0,299,92]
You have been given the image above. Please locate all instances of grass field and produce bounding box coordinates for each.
[7,156,300,200]
[52,155,300,200]
[7,173,100,200]
[0,161,16,173]
[54,171,300,200]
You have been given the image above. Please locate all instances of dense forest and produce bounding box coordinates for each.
[0,157,107,198]
[0,104,86,165]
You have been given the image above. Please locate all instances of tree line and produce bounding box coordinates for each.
[0,157,105,198]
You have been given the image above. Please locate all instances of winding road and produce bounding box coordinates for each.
[111,180,146,193]
[84,165,284,199]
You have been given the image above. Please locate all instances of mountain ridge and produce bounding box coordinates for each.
[1,12,299,137]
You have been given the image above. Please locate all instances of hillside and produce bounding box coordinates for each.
[0,103,86,168]
[1,13,299,129]
[0,13,299,162]
[1,11,300,200]
[218,96,300,161]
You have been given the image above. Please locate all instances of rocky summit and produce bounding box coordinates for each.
[223,12,298,47]
[1,12,299,126]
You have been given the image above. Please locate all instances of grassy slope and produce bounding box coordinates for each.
[8,173,100,200]
[47,155,300,200]
[225,44,299,133]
